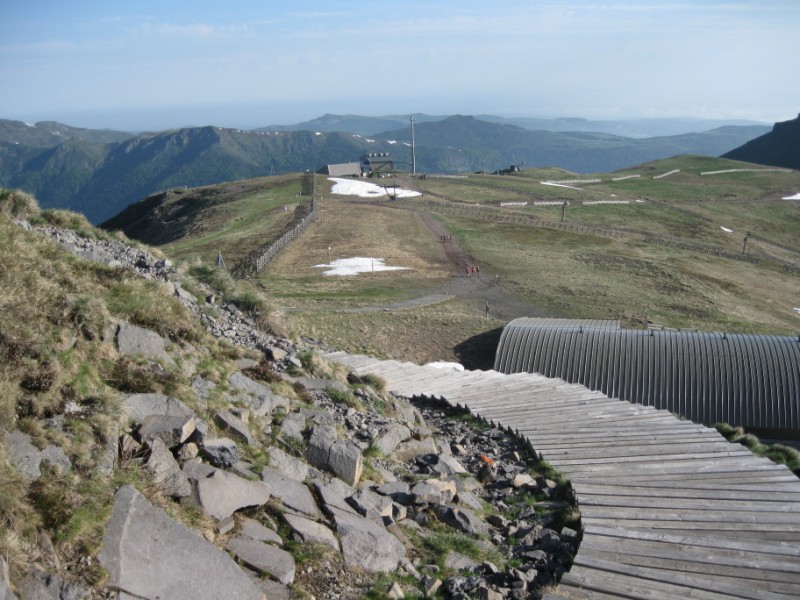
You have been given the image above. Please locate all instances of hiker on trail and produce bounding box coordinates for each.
[465,266,470,277]
[476,265,480,275]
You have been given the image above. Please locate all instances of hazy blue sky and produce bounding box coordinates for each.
[1,0,798,131]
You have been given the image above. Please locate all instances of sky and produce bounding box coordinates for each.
[1,0,798,131]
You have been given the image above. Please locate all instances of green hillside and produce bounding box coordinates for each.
[0,117,769,224]
[103,156,800,366]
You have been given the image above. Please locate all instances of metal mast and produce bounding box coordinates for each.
[410,115,417,176]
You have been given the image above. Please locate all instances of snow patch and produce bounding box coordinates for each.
[425,362,465,371]
[720,226,733,233]
[313,257,409,277]
[328,177,421,198]
[783,193,800,200]
[315,131,322,136]
[541,182,583,190]
[387,140,397,144]
[794,307,800,315]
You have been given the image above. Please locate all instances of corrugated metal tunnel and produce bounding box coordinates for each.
[494,317,800,434]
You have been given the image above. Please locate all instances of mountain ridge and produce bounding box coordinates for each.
[0,116,772,223]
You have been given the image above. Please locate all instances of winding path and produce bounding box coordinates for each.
[323,351,800,599]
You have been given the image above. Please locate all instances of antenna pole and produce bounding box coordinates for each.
[410,115,417,176]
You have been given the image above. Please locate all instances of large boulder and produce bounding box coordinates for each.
[328,440,363,486]
[267,447,310,481]
[331,508,406,573]
[283,513,340,551]
[116,323,172,364]
[123,393,193,422]
[260,467,321,519]
[199,437,238,468]
[189,469,271,521]
[144,438,191,498]
[227,537,295,585]
[6,430,70,480]
[214,410,254,446]
[137,414,195,448]
[372,423,411,456]
[99,486,265,600]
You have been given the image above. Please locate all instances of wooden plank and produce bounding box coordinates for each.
[583,524,800,557]
[577,535,800,576]
[580,517,800,537]
[559,565,736,600]
[577,493,800,513]
[572,483,800,503]
[573,552,799,599]
[579,504,800,524]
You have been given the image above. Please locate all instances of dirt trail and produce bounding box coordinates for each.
[360,211,551,321]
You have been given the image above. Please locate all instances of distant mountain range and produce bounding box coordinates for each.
[723,113,800,170]
[0,114,773,223]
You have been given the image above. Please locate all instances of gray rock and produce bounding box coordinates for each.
[227,536,295,585]
[144,438,191,498]
[422,576,442,598]
[331,508,406,573]
[444,550,480,572]
[6,430,70,480]
[294,377,347,393]
[17,568,88,600]
[99,486,264,600]
[327,439,363,486]
[247,577,292,600]
[388,581,404,599]
[283,513,340,551]
[267,447,309,481]
[190,469,271,521]
[97,422,119,477]
[181,458,217,480]
[116,323,172,364]
[347,487,393,524]
[240,517,283,546]
[261,467,321,519]
[432,454,467,475]
[191,376,212,401]
[199,437,239,468]
[0,557,16,600]
[411,479,457,505]
[393,438,438,463]
[372,423,411,456]
[376,481,412,504]
[305,424,337,470]
[123,393,193,422]
[312,478,358,515]
[434,505,489,536]
[455,490,484,512]
[176,442,199,461]
[138,414,195,448]
[279,412,306,441]
[214,410,254,446]
[228,373,289,418]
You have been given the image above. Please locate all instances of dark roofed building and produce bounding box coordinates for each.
[362,152,394,175]
[317,162,363,177]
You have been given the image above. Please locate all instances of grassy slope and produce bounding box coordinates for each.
[111,156,800,363]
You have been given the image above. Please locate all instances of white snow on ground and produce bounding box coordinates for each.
[783,193,800,200]
[541,182,583,190]
[315,132,322,136]
[313,257,410,276]
[387,140,397,144]
[794,307,800,315]
[328,177,422,198]
[720,226,733,233]
[425,362,465,371]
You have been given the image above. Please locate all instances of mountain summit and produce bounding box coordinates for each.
[723,114,800,170]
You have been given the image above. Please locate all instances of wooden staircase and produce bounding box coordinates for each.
[324,352,800,600]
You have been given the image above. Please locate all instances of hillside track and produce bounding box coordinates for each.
[323,352,800,600]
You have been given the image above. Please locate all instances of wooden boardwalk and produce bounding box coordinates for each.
[323,352,800,600]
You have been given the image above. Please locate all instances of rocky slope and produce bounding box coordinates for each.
[0,198,579,599]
